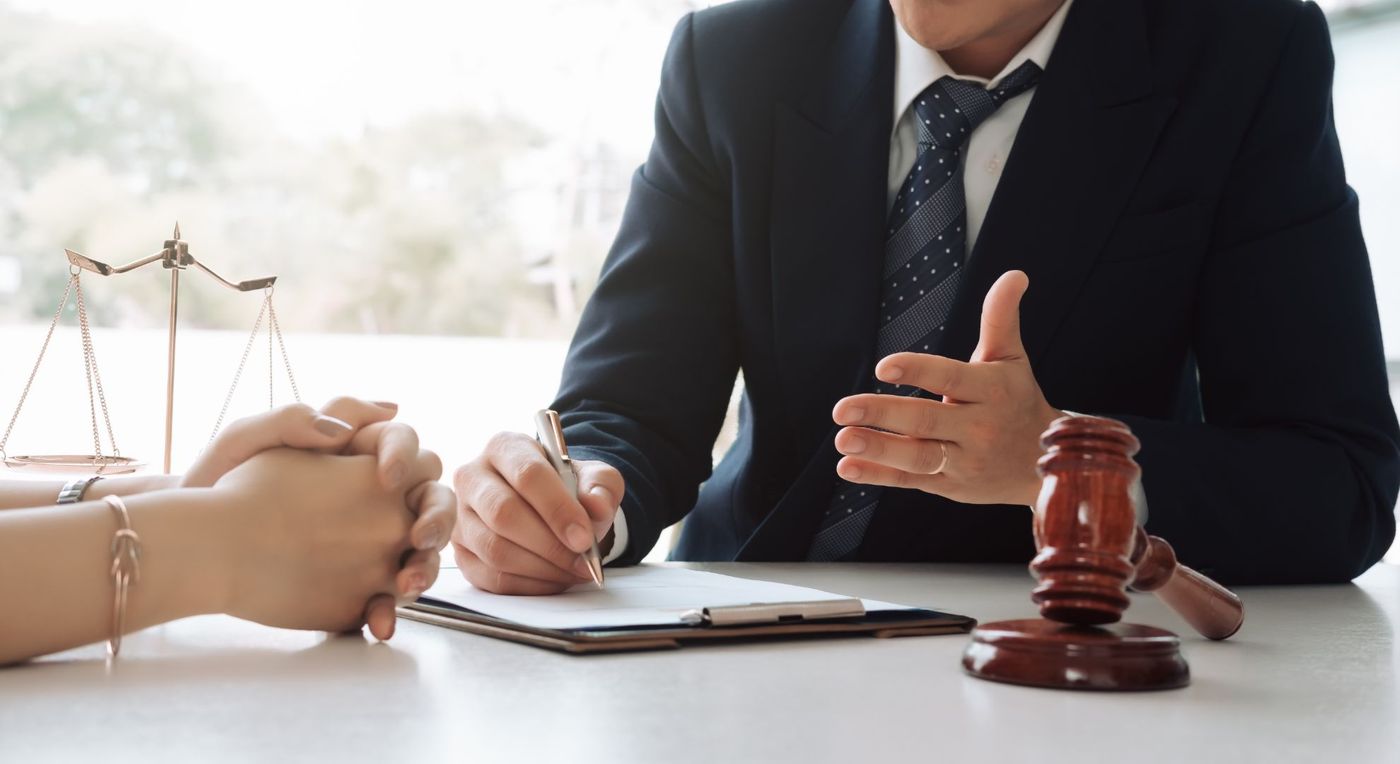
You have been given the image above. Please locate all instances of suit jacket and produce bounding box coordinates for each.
[552,0,1400,583]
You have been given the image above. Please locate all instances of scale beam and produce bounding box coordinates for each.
[65,249,166,276]
[191,260,277,292]
[65,244,275,293]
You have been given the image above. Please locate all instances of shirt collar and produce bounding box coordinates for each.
[891,0,1074,129]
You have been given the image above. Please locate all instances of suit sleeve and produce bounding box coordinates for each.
[1118,3,1399,583]
[552,13,739,565]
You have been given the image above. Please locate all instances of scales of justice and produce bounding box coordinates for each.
[1,224,301,475]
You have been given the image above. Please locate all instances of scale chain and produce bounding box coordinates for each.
[268,296,301,404]
[209,292,270,444]
[207,290,302,444]
[0,273,77,460]
[268,294,273,410]
[74,275,123,468]
[76,278,103,462]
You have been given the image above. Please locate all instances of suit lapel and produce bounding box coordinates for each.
[769,0,894,460]
[745,0,894,559]
[938,0,1178,367]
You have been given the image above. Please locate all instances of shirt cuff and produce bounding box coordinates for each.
[602,507,630,565]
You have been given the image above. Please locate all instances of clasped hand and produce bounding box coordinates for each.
[186,397,453,639]
[832,271,1062,507]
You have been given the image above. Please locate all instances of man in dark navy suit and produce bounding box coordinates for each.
[451,0,1400,592]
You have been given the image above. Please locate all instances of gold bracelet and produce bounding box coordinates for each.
[101,495,142,658]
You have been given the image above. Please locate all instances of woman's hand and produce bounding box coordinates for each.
[210,445,445,637]
[184,398,452,637]
[183,398,405,490]
[0,402,451,662]
[3,398,406,512]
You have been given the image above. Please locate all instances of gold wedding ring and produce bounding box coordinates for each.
[929,441,950,475]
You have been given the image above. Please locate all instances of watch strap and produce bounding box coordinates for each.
[56,476,103,505]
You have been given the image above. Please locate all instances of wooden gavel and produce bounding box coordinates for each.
[1029,415,1244,640]
[965,415,1244,690]
[1024,414,1243,638]
[1036,520,1243,638]
[1128,527,1243,639]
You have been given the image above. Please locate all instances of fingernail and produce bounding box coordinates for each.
[840,431,867,454]
[371,401,399,411]
[838,460,863,480]
[836,406,865,425]
[574,556,595,579]
[401,571,427,597]
[587,484,616,509]
[882,365,905,381]
[313,415,353,436]
[387,462,406,488]
[377,615,396,642]
[417,523,446,550]
[565,523,593,553]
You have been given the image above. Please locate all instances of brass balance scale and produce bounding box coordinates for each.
[1,225,300,475]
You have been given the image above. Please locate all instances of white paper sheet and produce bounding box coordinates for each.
[418,566,918,630]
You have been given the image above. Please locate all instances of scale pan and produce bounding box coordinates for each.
[2,454,144,475]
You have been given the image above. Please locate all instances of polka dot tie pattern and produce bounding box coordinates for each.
[806,60,1042,562]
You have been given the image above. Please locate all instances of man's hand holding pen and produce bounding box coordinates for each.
[534,409,605,588]
[452,419,623,595]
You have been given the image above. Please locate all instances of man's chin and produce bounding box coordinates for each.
[897,18,982,54]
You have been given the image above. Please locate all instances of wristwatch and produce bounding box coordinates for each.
[56,476,104,505]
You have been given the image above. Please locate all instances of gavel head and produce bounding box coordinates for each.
[1030,416,1141,626]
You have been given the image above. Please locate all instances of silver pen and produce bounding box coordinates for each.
[535,409,604,588]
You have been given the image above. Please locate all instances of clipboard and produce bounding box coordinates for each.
[399,596,975,654]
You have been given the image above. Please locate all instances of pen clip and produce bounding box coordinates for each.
[679,599,867,627]
[534,410,574,484]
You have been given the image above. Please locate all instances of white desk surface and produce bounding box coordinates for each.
[2,562,1397,763]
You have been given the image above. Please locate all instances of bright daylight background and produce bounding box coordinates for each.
[0,0,1397,563]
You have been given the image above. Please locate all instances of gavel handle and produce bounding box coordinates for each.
[1130,531,1245,640]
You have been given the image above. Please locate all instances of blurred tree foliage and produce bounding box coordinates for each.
[0,5,555,336]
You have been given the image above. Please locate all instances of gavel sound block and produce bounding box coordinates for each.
[961,416,1245,691]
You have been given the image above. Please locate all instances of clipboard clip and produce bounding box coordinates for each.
[679,598,866,627]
